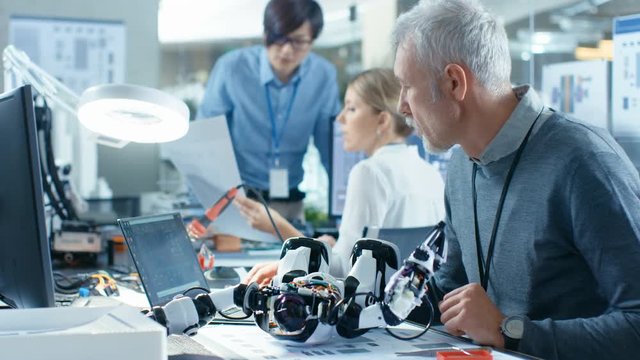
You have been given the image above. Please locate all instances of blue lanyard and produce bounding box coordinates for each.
[265,81,300,166]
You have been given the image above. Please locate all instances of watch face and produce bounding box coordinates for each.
[505,317,525,339]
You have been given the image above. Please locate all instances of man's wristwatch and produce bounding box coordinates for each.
[500,315,526,351]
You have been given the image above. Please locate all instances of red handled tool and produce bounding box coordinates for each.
[189,185,242,237]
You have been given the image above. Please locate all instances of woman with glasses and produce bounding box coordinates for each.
[197,0,341,222]
[236,68,446,284]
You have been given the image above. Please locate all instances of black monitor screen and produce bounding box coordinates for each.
[118,213,209,307]
[0,85,55,308]
[329,120,365,218]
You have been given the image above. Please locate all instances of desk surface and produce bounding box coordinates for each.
[189,322,532,360]
[109,283,533,359]
[56,250,533,359]
[211,248,281,268]
[59,268,533,360]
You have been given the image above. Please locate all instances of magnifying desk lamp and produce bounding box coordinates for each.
[3,45,190,148]
[3,45,190,265]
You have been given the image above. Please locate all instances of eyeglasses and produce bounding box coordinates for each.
[273,36,312,51]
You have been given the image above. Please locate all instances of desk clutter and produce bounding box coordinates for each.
[52,268,142,306]
[1,216,529,360]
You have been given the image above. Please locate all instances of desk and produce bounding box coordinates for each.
[57,250,533,359]
[211,248,281,267]
[66,273,535,359]
[107,280,533,359]
[186,322,534,360]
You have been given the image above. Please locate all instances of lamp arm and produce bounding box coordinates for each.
[3,45,132,148]
[4,44,189,147]
[3,45,79,118]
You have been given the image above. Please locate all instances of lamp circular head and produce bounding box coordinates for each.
[77,84,190,143]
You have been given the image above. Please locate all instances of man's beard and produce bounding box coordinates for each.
[421,135,451,154]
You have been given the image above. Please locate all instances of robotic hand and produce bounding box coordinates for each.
[145,221,446,344]
[338,221,447,338]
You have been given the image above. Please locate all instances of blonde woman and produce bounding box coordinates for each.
[236,68,445,283]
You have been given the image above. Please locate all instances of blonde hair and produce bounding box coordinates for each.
[349,68,413,137]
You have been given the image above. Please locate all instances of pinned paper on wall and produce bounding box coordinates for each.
[541,60,610,131]
[612,13,640,136]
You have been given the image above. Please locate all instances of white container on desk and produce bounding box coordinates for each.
[0,304,167,360]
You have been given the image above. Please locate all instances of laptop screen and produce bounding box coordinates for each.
[118,213,209,307]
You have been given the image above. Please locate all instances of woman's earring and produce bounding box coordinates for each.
[376,129,381,138]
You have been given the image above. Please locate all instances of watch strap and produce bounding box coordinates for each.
[501,315,526,351]
[502,334,520,351]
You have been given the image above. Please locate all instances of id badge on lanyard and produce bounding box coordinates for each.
[269,164,289,199]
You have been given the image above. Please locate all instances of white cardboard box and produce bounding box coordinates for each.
[0,304,167,360]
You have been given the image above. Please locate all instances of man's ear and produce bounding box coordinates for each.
[443,63,468,102]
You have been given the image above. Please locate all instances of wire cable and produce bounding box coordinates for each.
[384,295,434,340]
[33,97,74,220]
[53,271,119,296]
[327,291,375,326]
[181,286,251,320]
[0,292,18,309]
[218,308,252,320]
[53,271,88,294]
[243,185,284,242]
[40,100,78,220]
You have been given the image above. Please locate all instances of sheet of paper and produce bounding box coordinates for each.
[192,323,525,359]
[162,116,277,243]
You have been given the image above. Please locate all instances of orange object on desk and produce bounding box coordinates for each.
[436,349,493,360]
[213,234,242,252]
[197,243,215,271]
[111,235,126,253]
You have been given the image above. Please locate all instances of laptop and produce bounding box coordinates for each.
[118,212,209,307]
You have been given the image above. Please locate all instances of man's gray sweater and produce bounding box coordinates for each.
[436,86,640,359]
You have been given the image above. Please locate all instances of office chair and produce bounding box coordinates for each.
[362,224,438,326]
[362,225,435,261]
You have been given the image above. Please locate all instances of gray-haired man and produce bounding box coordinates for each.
[392,0,640,359]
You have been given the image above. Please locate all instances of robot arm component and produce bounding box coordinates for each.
[335,222,446,333]
[145,283,256,336]
[147,222,446,343]
[145,236,331,338]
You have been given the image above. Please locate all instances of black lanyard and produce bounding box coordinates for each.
[472,108,544,291]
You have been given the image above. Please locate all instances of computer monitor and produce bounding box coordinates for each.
[0,85,55,308]
[328,120,365,218]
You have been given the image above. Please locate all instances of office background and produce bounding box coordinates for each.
[1,0,639,222]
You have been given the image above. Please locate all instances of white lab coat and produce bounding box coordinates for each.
[330,144,445,277]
